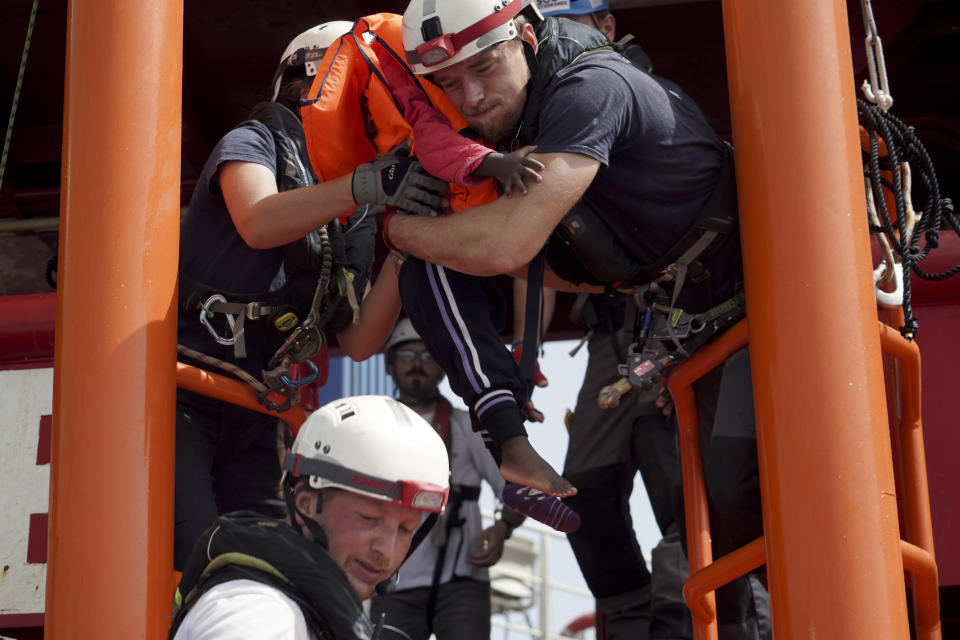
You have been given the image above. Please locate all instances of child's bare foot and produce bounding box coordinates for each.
[499,436,577,497]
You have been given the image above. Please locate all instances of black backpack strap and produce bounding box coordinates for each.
[519,249,546,388]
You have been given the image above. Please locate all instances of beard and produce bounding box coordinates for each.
[465,99,525,146]
[396,372,440,405]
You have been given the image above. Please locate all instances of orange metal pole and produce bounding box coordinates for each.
[721,0,909,637]
[47,2,182,639]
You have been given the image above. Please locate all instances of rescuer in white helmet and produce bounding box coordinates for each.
[170,395,450,639]
[386,0,763,638]
[174,20,446,573]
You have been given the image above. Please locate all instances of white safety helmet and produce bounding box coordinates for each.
[271,21,354,101]
[282,395,449,513]
[383,317,422,353]
[402,0,537,74]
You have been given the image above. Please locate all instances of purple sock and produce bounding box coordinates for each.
[501,482,581,533]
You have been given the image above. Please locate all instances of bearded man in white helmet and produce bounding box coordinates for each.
[169,395,450,640]
[371,318,525,640]
[385,1,766,639]
[174,21,449,571]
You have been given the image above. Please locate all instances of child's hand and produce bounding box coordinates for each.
[480,146,544,197]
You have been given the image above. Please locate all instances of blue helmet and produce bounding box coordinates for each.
[537,0,608,17]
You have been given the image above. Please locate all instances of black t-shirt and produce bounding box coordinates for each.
[533,50,741,308]
[178,120,284,375]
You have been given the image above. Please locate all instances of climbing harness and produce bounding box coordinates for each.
[592,289,745,410]
[546,142,736,293]
[620,293,744,388]
[0,0,39,192]
[550,140,739,407]
[178,101,373,412]
[523,17,737,392]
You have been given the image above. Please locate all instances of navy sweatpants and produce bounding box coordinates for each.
[398,258,529,452]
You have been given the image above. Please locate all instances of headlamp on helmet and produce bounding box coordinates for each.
[402,0,533,74]
[282,396,450,513]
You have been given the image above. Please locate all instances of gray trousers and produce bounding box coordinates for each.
[370,578,492,640]
[563,332,693,640]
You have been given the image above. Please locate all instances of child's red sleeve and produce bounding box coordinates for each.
[381,59,491,187]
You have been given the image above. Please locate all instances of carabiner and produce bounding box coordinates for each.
[280,358,319,388]
[199,294,237,345]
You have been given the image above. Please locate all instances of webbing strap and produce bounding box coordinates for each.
[433,395,454,443]
[449,484,482,502]
[520,249,546,384]
[625,143,736,287]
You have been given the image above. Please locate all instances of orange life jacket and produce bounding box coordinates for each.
[301,13,498,219]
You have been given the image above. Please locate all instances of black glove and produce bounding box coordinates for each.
[351,144,447,215]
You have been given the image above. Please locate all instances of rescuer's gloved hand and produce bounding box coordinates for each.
[352,143,448,215]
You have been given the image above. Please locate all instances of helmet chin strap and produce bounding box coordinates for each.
[521,36,539,80]
[374,510,440,595]
[282,479,329,547]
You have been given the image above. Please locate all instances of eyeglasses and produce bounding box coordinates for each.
[406,0,524,69]
[395,349,435,364]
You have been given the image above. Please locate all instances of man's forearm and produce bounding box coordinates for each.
[389,209,529,276]
[387,152,601,277]
[232,173,358,249]
[501,506,526,530]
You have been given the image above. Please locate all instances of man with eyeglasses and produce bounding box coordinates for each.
[373,317,525,640]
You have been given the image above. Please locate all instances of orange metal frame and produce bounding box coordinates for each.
[669,319,941,639]
[175,363,307,436]
[714,0,914,637]
[43,0,942,638]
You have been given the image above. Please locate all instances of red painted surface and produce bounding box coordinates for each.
[0,614,44,630]
[0,294,55,367]
[36,415,51,466]
[26,514,48,565]
[911,303,960,586]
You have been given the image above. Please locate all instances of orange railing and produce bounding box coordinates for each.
[668,319,748,640]
[879,313,941,640]
[175,362,308,435]
[668,317,941,640]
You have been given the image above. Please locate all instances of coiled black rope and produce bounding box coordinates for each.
[858,98,957,339]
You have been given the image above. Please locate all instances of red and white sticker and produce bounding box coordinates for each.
[0,367,52,620]
[632,360,656,378]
